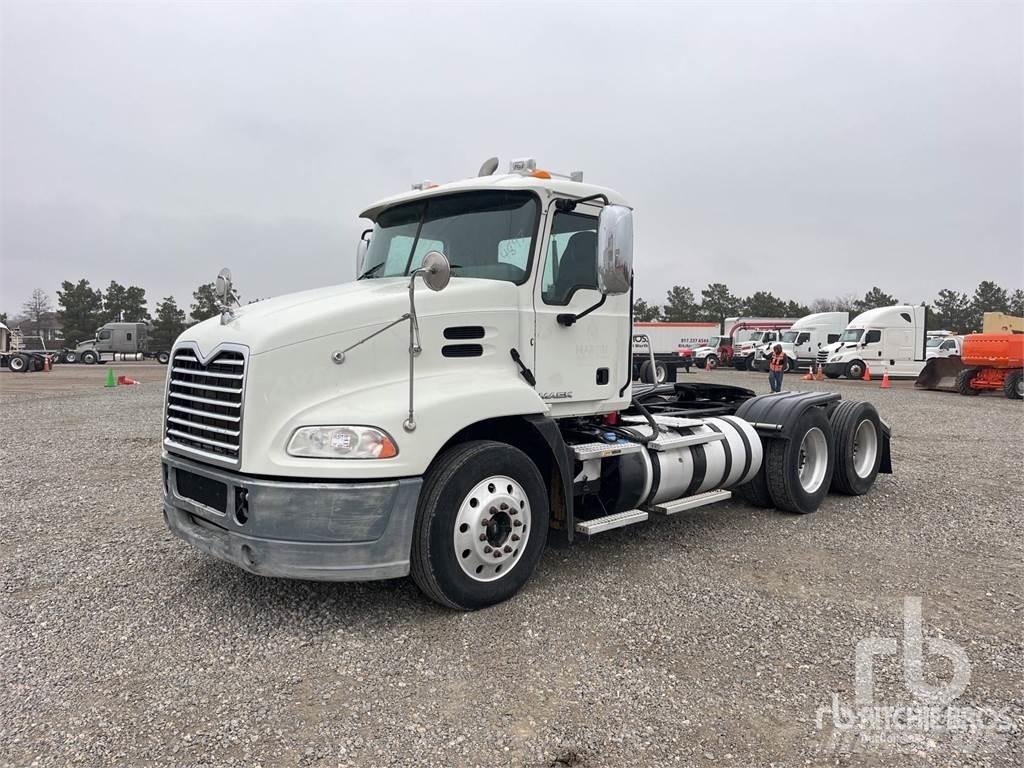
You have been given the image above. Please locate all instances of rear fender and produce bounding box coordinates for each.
[734,391,841,441]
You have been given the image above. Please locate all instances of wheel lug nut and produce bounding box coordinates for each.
[484,545,492,553]
[481,518,490,526]
[479,534,487,541]
[511,534,520,541]
[499,503,508,510]
[493,551,502,558]
[513,520,522,527]
[503,545,512,553]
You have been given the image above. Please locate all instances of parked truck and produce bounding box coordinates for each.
[631,321,718,383]
[752,312,849,372]
[732,329,788,370]
[0,323,59,372]
[823,305,928,380]
[160,158,892,610]
[68,322,170,364]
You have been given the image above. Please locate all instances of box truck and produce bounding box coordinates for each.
[631,322,718,382]
[160,158,892,610]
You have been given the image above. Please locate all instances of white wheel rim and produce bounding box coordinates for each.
[1017,378,1023,397]
[453,475,531,583]
[797,427,828,493]
[656,365,666,383]
[852,419,878,478]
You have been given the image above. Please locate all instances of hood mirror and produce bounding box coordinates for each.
[419,250,451,292]
[216,268,233,305]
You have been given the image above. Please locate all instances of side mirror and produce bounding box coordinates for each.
[419,250,451,292]
[596,204,633,295]
[216,268,233,305]
[356,229,371,274]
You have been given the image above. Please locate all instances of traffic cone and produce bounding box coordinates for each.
[802,369,814,380]
[815,364,825,381]
[105,367,117,388]
[881,369,891,389]
[862,364,871,382]
[43,356,51,372]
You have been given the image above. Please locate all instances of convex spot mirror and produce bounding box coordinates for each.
[597,205,633,295]
[419,250,451,292]
[216,268,233,305]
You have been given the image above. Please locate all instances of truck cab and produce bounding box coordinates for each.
[756,312,848,371]
[160,158,892,610]
[733,329,783,370]
[824,305,928,379]
[71,321,169,364]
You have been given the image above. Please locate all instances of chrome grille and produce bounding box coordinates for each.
[817,349,830,365]
[164,346,246,466]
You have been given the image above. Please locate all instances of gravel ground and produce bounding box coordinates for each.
[1,367,1021,767]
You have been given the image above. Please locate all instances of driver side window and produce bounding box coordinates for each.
[864,330,881,344]
[542,211,597,306]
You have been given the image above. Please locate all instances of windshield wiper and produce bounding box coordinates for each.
[357,263,384,280]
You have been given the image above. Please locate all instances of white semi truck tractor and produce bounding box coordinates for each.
[161,158,892,610]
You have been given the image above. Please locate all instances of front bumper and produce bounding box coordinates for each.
[162,453,422,581]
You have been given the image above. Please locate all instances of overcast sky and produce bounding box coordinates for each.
[1,1,1021,317]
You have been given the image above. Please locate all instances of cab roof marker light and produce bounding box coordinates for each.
[411,180,435,191]
[509,157,583,182]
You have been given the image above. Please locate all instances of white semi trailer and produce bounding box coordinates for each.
[161,159,892,610]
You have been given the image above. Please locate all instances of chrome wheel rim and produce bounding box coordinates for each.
[453,475,530,583]
[797,427,828,493]
[852,419,878,478]
[656,365,667,383]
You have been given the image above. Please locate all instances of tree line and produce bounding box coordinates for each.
[634,281,1024,333]
[1,278,241,349]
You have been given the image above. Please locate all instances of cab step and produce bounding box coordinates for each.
[646,489,733,515]
[648,431,725,452]
[574,509,648,536]
[571,441,643,460]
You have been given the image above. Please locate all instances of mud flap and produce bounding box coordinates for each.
[879,420,893,474]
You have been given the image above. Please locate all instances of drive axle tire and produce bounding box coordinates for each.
[734,357,748,371]
[81,350,98,365]
[64,351,77,364]
[639,360,669,384]
[956,368,979,396]
[9,354,28,373]
[157,351,170,365]
[411,440,549,611]
[734,463,773,508]
[765,406,835,514]
[829,401,882,495]
[1004,370,1023,400]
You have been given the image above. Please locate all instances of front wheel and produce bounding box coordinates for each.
[1003,370,1023,400]
[81,350,98,365]
[157,351,170,365]
[956,368,979,396]
[705,355,719,370]
[411,441,549,610]
[845,360,866,380]
[64,351,77,364]
[8,354,28,373]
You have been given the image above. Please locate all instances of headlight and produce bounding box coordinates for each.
[286,426,398,459]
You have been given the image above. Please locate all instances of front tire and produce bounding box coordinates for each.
[64,351,77,364]
[81,350,98,365]
[9,354,28,373]
[705,355,719,370]
[830,401,882,495]
[845,360,866,380]
[1003,370,1023,400]
[411,441,549,610]
[157,351,170,365]
[765,407,835,514]
[956,368,979,396]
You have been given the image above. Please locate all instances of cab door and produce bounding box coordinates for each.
[531,201,628,417]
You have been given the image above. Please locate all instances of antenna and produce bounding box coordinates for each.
[478,157,499,177]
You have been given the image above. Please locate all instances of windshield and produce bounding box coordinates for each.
[926,337,943,347]
[839,328,864,343]
[707,336,727,346]
[360,191,539,283]
[780,330,798,343]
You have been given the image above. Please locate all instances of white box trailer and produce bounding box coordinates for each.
[631,322,718,382]
[160,158,893,610]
